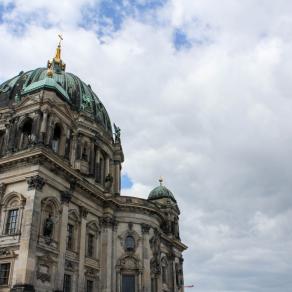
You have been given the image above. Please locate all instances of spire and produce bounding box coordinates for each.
[159,177,163,186]
[47,34,66,77]
[54,34,63,62]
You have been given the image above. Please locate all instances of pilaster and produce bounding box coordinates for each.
[141,224,151,292]
[77,207,88,292]
[11,176,45,291]
[54,190,71,291]
[100,215,115,292]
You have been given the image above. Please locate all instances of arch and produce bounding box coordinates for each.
[40,197,62,243]
[1,192,26,207]
[18,117,33,149]
[41,197,62,216]
[52,123,62,153]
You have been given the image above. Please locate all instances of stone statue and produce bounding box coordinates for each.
[113,123,121,142]
[43,214,54,237]
[104,173,113,192]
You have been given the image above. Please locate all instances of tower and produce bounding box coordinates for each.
[0,39,187,292]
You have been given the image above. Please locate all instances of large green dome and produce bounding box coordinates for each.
[0,46,112,134]
[148,181,176,203]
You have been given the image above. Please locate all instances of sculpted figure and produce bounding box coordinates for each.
[43,214,54,237]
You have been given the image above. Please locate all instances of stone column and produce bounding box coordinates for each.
[100,215,115,292]
[70,132,78,166]
[141,224,151,292]
[40,111,48,134]
[111,222,118,291]
[95,149,101,183]
[114,161,120,195]
[11,175,45,292]
[64,129,71,160]
[31,111,41,143]
[8,118,17,152]
[54,190,72,291]
[105,156,110,176]
[78,207,88,292]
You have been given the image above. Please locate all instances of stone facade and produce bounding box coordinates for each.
[0,47,187,292]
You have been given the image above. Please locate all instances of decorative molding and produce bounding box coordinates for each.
[116,254,142,272]
[79,206,89,219]
[118,226,141,254]
[0,247,16,258]
[101,216,116,229]
[0,183,6,198]
[27,175,45,191]
[141,223,151,234]
[85,267,99,278]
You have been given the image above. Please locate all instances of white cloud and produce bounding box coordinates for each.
[0,1,292,291]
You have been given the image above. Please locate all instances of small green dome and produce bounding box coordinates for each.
[148,181,176,203]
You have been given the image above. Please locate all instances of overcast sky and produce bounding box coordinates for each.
[1,0,292,291]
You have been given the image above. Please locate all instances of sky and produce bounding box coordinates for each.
[0,0,292,291]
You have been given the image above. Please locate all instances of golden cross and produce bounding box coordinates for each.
[58,34,63,46]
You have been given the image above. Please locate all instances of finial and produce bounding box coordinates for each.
[47,34,66,76]
[54,34,63,62]
[159,177,163,186]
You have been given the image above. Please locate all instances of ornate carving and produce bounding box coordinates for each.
[0,247,15,258]
[118,225,141,253]
[141,223,151,234]
[27,175,45,191]
[65,260,76,272]
[150,229,161,276]
[101,216,116,228]
[36,264,51,283]
[43,214,54,238]
[113,123,121,143]
[85,267,98,278]
[80,206,88,219]
[104,173,113,192]
[0,183,6,196]
[60,190,72,204]
[116,254,142,272]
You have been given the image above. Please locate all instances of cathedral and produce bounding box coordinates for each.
[0,39,187,292]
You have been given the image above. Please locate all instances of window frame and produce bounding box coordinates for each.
[66,223,74,251]
[5,209,18,235]
[0,262,11,286]
[63,273,72,292]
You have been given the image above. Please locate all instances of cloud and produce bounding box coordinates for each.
[0,1,292,291]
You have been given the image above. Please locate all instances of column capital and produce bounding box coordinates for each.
[60,190,72,204]
[27,175,45,191]
[101,215,117,229]
[141,223,151,234]
[79,206,89,219]
[0,183,6,197]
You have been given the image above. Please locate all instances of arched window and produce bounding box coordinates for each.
[125,235,135,251]
[52,123,61,153]
[86,221,99,258]
[1,193,25,236]
[20,118,33,149]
